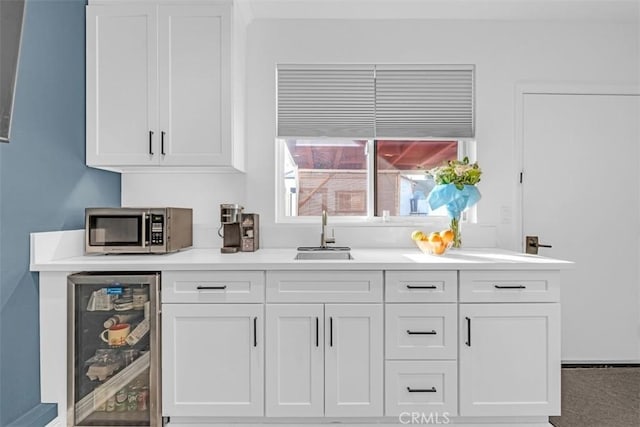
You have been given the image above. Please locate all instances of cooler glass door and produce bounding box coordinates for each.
[67,273,160,427]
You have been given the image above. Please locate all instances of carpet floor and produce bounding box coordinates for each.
[550,366,640,427]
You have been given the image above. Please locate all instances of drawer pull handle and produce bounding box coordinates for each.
[196,285,227,290]
[407,386,436,393]
[494,285,526,289]
[406,285,437,289]
[406,330,437,335]
[315,317,319,347]
[465,317,471,346]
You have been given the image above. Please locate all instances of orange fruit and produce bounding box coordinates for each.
[432,241,446,255]
[440,229,454,245]
[428,232,443,244]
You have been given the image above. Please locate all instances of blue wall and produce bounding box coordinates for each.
[0,1,121,425]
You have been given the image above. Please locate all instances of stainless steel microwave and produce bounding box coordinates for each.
[85,207,193,254]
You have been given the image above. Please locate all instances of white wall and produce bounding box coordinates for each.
[122,17,639,249]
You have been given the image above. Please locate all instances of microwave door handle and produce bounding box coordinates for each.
[141,213,147,248]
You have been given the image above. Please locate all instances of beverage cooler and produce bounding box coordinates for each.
[67,273,161,427]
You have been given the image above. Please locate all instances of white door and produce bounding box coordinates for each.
[459,303,561,417]
[522,92,640,362]
[265,304,324,417]
[158,4,231,166]
[162,304,263,417]
[86,5,158,166]
[325,304,383,417]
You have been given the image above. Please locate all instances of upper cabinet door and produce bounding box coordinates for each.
[324,304,383,417]
[158,5,231,166]
[459,303,561,417]
[86,5,158,166]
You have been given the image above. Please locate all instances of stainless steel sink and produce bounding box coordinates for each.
[294,250,353,260]
[297,246,351,252]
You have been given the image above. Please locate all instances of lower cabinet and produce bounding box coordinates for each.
[162,303,264,417]
[459,303,561,416]
[159,269,562,423]
[385,360,458,416]
[265,304,324,417]
[265,304,384,417]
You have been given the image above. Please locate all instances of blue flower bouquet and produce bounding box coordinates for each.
[426,158,482,248]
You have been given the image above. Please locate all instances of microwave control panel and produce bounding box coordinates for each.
[150,214,164,245]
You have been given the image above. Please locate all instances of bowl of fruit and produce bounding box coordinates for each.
[411,229,455,256]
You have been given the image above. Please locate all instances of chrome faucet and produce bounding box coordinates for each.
[320,209,335,248]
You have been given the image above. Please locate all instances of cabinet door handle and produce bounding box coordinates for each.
[253,316,257,347]
[465,317,471,346]
[196,285,227,290]
[406,285,437,289]
[407,386,436,393]
[315,317,319,347]
[494,285,526,289]
[407,329,437,335]
[161,131,166,155]
[329,317,333,347]
[149,130,154,155]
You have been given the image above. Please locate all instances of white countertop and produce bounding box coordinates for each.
[30,230,573,272]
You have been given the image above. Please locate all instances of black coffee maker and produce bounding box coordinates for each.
[219,204,259,253]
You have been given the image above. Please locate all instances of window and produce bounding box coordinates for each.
[278,139,469,220]
[281,139,368,217]
[276,63,475,222]
[376,140,459,217]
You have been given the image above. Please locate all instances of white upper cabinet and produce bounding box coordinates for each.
[86,5,158,166]
[86,1,244,171]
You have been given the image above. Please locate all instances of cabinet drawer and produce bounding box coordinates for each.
[162,271,265,303]
[459,270,560,303]
[385,304,457,360]
[385,271,457,302]
[385,361,457,416]
[266,271,383,303]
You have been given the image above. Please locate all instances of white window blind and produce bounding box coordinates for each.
[375,65,475,138]
[277,65,375,138]
[276,64,475,139]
